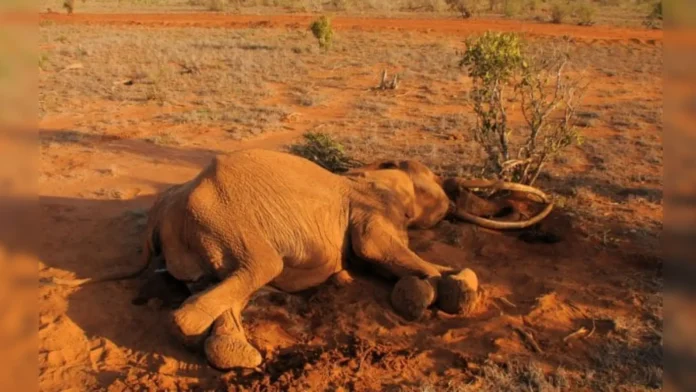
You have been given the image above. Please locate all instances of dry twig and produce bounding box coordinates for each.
[60,63,83,73]
[585,318,597,339]
[513,326,544,353]
[563,326,588,343]
[497,296,517,308]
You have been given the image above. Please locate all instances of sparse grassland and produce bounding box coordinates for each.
[39,15,662,392]
[40,0,659,28]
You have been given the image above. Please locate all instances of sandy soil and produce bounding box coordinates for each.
[38,13,663,392]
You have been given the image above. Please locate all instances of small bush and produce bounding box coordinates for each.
[460,31,525,84]
[63,0,74,14]
[487,0,502,11]
[309,15,334,50]
[38,53,50,71]
[526,0,540,11]
[207,0,227,11]
[445,0,477,18]
[425,0,449,12]
[550,2,569,23]
[576,2,596,26]
[410,0,449,12]
[503,0,523,17]
[643,1,663,29]
[288,132,359,173]
[651,1,663,19]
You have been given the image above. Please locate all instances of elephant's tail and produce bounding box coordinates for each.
[40,195,167,288]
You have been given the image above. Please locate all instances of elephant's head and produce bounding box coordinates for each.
[346,160,553,230]
[346,160,450,229]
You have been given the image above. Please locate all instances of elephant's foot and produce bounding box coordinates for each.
[330,270,355,287]
[204,310,262,370]
[390,276,436,321]
[205,332,262,370]
[436,268,479,315]
[171,299,218,348]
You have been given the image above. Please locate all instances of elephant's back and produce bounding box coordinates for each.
[206,149,347,205]
[185,149,350,264]
[214,149,341,186]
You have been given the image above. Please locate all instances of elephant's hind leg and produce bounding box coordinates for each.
[170,242,283,369]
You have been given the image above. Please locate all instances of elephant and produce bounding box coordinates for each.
[45,148,553,370]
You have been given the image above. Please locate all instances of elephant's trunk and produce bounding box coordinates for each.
[441,178,554,230]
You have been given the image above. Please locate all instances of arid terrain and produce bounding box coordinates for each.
[38,2,663,391]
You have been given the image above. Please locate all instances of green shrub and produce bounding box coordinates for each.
[309,15,334,49]
[651,1,663,19]
[550,2,569,23]
[576,2,596,26]
[460,32,586,185]
[460,31,525,84]
[207,0,227,11]
[643,1,663,29]
[445,0,477,18]
[38,53,50,71]
[503,0,523,17]
[288,132,359,173]
[422,0,449,12]
[487,0,502,11]
[63,0,74,14]
[526,0,540,11]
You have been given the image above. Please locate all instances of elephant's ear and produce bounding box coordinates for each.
[443,178,554,230]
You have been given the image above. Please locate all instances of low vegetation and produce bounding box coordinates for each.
[288,132,360,173]
[445,0,477,18]
[643,1,663,29]
[63,0,74,14]
[550,2,569,24]
[502,0,523,17]
[310,15,334,50]
[47,0,659,29]
[576,2,597,26]
[207,0,227,12]
[467,360,569,391]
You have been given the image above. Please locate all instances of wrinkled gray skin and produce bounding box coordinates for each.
[143,149,463,369]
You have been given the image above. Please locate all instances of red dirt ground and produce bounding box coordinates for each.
[37,12,663,392]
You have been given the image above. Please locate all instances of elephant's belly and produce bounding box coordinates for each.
[270,261,341,293]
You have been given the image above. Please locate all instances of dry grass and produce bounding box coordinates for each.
[39,0,657,28]
[39,26,308,122]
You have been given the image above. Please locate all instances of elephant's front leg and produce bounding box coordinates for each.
[350,217,453,280]
[350,220,478,320]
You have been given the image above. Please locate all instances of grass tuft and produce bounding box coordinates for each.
[310,15,334,50]
[288,132,360,173]
[550,2,570,24]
